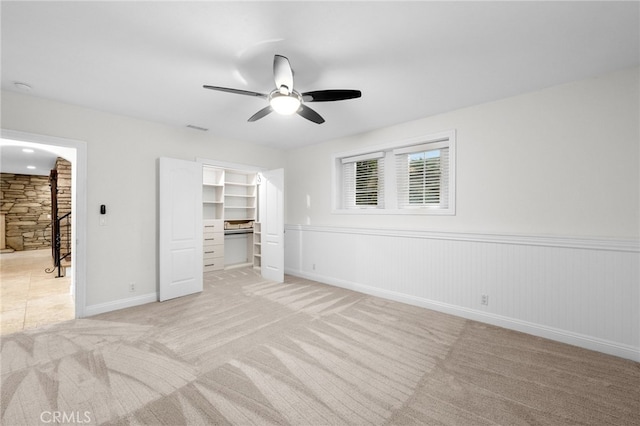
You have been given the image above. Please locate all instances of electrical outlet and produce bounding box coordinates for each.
[129,282,135,293]
[481,294,489,306]
[312,263,316,271]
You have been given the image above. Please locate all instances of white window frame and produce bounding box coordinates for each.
[332,130,456,215]
[341,151,385,209]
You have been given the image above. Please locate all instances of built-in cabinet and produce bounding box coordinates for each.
[203,219,224,272]
[202,167,224,220]
[202,166,261,271]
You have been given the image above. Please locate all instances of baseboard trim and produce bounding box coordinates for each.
[285,268,640,362]
[84,292,157,317]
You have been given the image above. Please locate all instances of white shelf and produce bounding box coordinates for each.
[225,182,254,187]
[253,222,262,269]
[204,166,258,271]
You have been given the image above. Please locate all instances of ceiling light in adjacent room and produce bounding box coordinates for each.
[27,165,36,170]
[22,148,35,153]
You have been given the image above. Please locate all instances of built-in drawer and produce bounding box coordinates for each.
[203,220,224,232]
[203,220,224,272]
[203,232,224,245]
[203,246,224,260]
[203,259,224,272]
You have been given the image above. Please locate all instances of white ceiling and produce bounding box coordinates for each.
[0,140,61,176]
[1,1,638,152]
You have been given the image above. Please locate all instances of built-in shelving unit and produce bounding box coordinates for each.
[202,167,225,271]
[203,167,224,220]
[224,171,257,221]
[202,166,258,271]
[253,222,262,270]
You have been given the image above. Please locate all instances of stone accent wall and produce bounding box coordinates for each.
[0,157,72,252]
[0,173,52,251]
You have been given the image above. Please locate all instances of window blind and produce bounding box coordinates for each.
[342,152,384,208]
[395,145,449,208]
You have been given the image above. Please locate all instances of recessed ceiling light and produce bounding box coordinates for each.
[27,165,36,170]
[22,148,34,153]
[13,82,32,92]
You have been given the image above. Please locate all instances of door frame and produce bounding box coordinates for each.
[196,157,266,174]
[196,157,283,281]
[1,129,87,318]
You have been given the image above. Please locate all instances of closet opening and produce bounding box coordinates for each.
[202,165,261,271]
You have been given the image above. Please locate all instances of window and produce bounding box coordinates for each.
[333,130,455,214]
[395,141,450,210]
[341,152,385,209]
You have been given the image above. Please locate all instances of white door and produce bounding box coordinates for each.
[259,169,284,282]
[159,157,203,301]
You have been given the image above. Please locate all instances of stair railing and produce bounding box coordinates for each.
[46,212,71,278]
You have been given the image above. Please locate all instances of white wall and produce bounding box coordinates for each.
[286,67,639,238]
[1,91,285,310]
[284,67,640,361]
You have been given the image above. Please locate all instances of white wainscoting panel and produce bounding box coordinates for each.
[284,225,640,361]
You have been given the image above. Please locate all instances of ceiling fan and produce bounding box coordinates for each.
[204,55,361,124]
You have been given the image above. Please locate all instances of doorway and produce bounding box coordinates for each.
[198,158,284,282]
[158,157,283,302]
[0,129,87,331]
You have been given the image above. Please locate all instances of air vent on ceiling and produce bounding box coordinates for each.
[186,124,208,131]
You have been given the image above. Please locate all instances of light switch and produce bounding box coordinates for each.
[99,216,107,226]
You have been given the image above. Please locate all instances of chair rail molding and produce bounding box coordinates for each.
[286,224,640,252]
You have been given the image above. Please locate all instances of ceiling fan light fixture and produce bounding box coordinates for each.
[270,92,301,115]
[204,55,360,124]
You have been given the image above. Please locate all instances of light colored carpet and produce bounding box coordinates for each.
[1,268,639,425]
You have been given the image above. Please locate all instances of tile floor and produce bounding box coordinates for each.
[0,249,74,335]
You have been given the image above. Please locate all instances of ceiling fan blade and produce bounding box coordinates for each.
[248,105,273,122]
[302,89,362,102]
[203,85,267,98]
[297,104,325,124]
[273,55,294,92]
